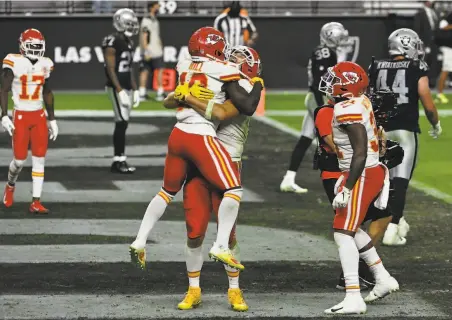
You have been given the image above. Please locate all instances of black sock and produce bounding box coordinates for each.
[288,136,313,172]
[113,121,128,158]
[389,178,409,224]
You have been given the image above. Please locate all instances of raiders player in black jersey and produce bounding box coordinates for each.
[280,22,348,193]
[369,28,442,246]
[103,8,139,174]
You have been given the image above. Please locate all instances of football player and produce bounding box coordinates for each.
[129,27,248,275]
[102,8,140,174]
[280,22,348,193]
[369,28,441,245]
[167,46,263,312]
[319,62,399,315]
[314,89,404,291]
[1,28,58,214]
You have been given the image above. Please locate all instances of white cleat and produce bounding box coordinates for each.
[364,276,399,303]
[382,223,407,246]
[398,217,410,238]
[280,179,308,194]
[324,295,367,314]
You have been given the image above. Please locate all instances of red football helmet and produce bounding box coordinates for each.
[188,27,228,61]
[319,61,369,99]
[19,28,45,60]
[228,46,262,78]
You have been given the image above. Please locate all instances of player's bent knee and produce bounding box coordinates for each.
[13,158,26,168]
[224,187,243,202]
[187,236,204,248]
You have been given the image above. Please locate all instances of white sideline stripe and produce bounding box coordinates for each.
[265,109,452,117]
[0,220,338,263]
[253,116,452,203]
[0,293,446,319]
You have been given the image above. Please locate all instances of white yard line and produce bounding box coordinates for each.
[253,115,452,204]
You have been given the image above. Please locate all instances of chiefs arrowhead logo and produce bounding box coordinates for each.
[206,34,222,45]
[342,71,359,84]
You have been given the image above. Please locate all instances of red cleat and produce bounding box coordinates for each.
[29,200,50,214]
[3,184,15,208]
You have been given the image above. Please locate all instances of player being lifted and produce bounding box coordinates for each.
[102,8,140,174]
[369,28,441,245]
[1,28,58,214]
[165,46,263,311]
[319,62,399,314]
[130,27,249,272]
[280,22,348,193]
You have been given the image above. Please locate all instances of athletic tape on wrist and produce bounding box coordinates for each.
[205,100,215,120]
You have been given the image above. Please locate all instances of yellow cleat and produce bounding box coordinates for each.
[228,288,248,312]
[178,286,202,310]
[209,244,244,271]
[129,246,146,270]
[436,93,449,104]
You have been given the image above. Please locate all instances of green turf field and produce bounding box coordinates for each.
[42,92,452,196]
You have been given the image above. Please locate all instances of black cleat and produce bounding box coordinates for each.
[111,161,136,174]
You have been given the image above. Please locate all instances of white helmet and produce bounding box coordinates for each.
[113,8,139,37]
[320,22,349,49]
[388,28,423,59]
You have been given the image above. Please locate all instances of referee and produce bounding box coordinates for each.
[139,1,165,102]
[214,1,258,47]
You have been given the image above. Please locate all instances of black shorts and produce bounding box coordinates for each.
[140,56,164,72]
[322,177,392,222]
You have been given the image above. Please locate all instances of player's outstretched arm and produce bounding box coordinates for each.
[223,81,263,116]
[104,47,122,93]
[343,123,368,190]
[0,68,13,117]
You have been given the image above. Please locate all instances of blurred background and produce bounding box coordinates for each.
[2,0,452,90]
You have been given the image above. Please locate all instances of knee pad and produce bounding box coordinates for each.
[224,188,243,202]
[13,158,26,168]
[31,156,45,172]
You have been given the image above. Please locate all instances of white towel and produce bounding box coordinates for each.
[374,163,390,210]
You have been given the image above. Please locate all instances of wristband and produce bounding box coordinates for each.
[205,100,215,120]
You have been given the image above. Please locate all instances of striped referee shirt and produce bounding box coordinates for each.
[214,10,257,47]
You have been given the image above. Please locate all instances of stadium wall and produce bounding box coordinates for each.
[0,16,413,90]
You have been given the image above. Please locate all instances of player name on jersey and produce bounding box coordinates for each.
[377,61,411,69]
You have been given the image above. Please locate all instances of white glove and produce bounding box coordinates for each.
[429,121,442,139]
[332,187,351,209]
[132,90,140,108]
[1,115,15,136]
[118,90,131,107]
[49,120,58,141]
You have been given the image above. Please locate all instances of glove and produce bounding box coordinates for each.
[1,115,15,136]
[118,90,131,107]
[174,83,189,101]
[429,121,442,139]
[332,186,351,209]
[132,90,140,108]
[49,120,58,141]
[189,83,214,101]
[251,77,264,87]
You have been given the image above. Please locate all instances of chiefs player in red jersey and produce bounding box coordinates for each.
[1,29,58,214]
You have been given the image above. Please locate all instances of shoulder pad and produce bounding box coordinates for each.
[203,61,241,82]
[334,98,365,124]
[3,54,18,69]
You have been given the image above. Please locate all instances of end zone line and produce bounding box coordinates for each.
[253,115,452,204]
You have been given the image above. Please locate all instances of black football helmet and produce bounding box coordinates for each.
[369,88,399,127]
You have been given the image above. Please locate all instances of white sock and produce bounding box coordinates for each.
[186,245,203,288]
[157,87,164,95]
[224,264,240,288]
[284,170,296,183]
[354,228,391,281]
[31,156,45,199]
[8,158,25,185]
[139,87,146,96]
[132,189,173,249]
[215,190,242,248]
[334,232,360,296]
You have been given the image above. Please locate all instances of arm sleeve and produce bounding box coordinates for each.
[315,108,334,137]
[2,55,15,71]
[223,81,263,116]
